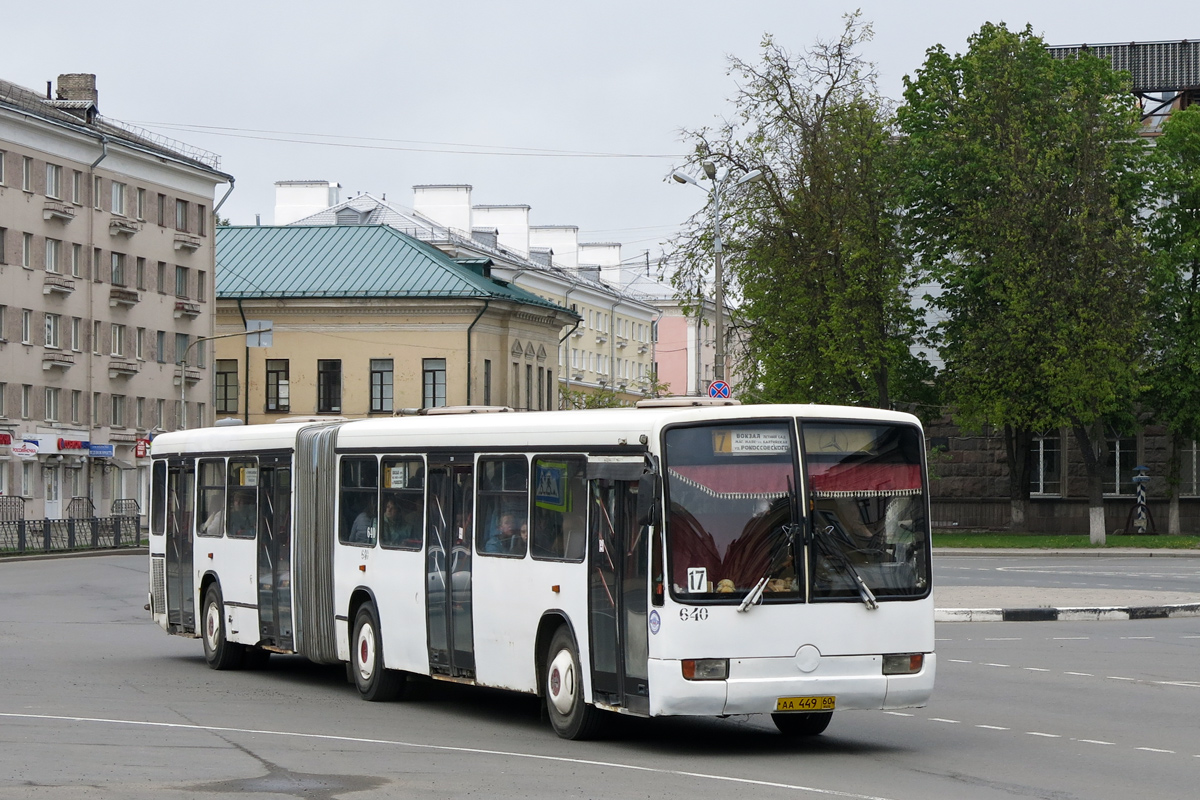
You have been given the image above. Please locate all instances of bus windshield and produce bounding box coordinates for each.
[664,421,800,601]
[664,419,930,604]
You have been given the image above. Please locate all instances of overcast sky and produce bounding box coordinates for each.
[6,1,1193,263]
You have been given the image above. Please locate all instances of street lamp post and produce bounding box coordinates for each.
[178,328,270,429]
[672,162,762,384]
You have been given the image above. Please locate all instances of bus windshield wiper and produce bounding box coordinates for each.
[812,524,878,610]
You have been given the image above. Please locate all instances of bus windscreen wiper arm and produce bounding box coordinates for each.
[813,525,878,610]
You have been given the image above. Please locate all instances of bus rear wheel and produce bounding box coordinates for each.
[202,584,246,670]
[545,626,603,740]
[771,711,833,737]
[352,602,405,701]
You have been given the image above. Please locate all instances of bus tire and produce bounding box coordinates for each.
[545,626,603,740]
[202,584,246,670]
[771,711,833,737]
[351,602,405,702]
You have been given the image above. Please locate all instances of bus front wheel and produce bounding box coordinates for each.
[202,584,246,670]
[771,711,833,737]
[545,626,603,740]
[351,602,405,702]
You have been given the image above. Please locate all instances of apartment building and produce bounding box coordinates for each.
[0,74,232,519]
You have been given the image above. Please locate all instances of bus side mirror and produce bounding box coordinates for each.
[636,473,661,527]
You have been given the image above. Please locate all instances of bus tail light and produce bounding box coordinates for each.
[882,653,924,675]
[681,659,728,680]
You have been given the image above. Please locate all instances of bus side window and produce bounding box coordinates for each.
[380,457,423,550]
[476,456,528,557]
[197,459,226,538]
[151,461,167,537]
[226,458,258,539]
[340,456,379,546]
[531,456,586,562]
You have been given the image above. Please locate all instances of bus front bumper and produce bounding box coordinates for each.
[647,652,936,717]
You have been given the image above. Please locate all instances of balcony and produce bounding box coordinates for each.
[595,334,607,345]
[43,201,75,222]
[109,288,140,308]
[637,343,649,354]
[108,358,139,379]
[173,233,201,252]
[173,300,201,319]
[616,337,628,349]
[571,328,583,338]
[42,350,75,370]
[108,430,139,444]
[109,218,140,237]
[173,366,202,386]
[43,274,76,296]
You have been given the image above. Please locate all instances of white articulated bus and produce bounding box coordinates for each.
[148,400,935,739]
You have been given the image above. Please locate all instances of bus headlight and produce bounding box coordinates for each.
[681,658,728,680]
[882,653,924,675]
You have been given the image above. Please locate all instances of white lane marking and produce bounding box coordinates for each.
[883,712,913,717]
[0,712,899,800]
[947,659,973,664]
[984,663,1010,668]
[1077,739,1114,745]
[929,718,960,724]
[1027,732,1061,738]
[1182,636,1200,639]
[984,638,1021,641]
[1120,637,1154,640]
[976,725,1009,731]
[1137,747,1175,754]
[1108,676,1136,681]
[1064,672,1093,677]
[1155,681,1200,688]
[1052,637,1089,640]
[1023,668,1050,672]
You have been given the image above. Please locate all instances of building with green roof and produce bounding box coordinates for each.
[214,224,579,422]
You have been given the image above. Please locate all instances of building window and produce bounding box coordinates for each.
[196,271,206,302]
[22,232,32,268]
[317,359,342,413]
[136,188,146,220]
[156,330,166,363]
[423,358,446,408]
[156,399,165,429]
[526,364,533,411]
[71,318,81,351]
[92,321,101,354]
[266,359,290,412]
[136,257,146,289]
[157,261,166,293]
[370,358,393,413]
[136,327,145,360]
[198,204,207,236]
[537,367,544,411]
[45,163,62,199]
[93,176,102,210]
[92,248,101,281]
[111,324,126,356]
[0,150,5,185]
[175,199,189,232]
[71,390,81,424]
[111,182,127,216]
[1104,435,1138,496]
[175,265,188,297]
[45,387,59,422]
[71,170,82,204]
[216,360,239,414]
[0,227,6,263]
[21,384,31,419]
[1029,433,1062,495]
[0,382,5,417]
[175,333,189,365]
[546,370,554,410]
[22,462,34,497]
[157,194,166,226]
[71,243,82,277]
[21,309,32,344]
[136,397,145,429]
[111,252,126,286]
[22,156,33,191]
[111,395,126,428]
[44,313,60,349]
[45,239,61,273]
[483,359,492,406]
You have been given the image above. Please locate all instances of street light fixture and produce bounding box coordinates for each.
[178,327,270,429]
[672,164,763,383]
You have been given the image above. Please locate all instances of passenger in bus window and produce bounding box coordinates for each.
[381,497,420,548]
[349,503,377,545]
[484,511,526,555]
[228,491,256,538]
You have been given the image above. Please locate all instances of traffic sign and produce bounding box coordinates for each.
[708,380,731,399]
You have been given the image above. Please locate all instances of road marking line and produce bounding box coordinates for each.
[0,712,900,800]
[1120,637,1153,640]
[976,725,1009,730]
[1108,677,1136,681]
[1027,732,1061,738]
[984,663,1010,668]
[883,712,913,717]
[947,659,972,664]
[929,718,960,724]
[1023,668,1050,672]
[1052,637,1089,640]
[1064,672,1093,677]
[1077,739,1113,745]
[1137,747,1175,754]
[984,638,1021,641]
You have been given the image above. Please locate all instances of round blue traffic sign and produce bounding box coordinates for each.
[709,380,731,399]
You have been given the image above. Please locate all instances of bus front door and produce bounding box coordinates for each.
[165,460,196,633]
[588,478,650,715]
[425,458,475,678]
[256,457,293,651]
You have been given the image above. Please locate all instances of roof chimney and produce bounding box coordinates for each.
[56,73,98,108]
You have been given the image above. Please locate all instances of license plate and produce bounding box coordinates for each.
[776,695,835,712]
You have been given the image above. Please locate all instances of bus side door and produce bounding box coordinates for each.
[425,456,475,678]
[165,459,196,633]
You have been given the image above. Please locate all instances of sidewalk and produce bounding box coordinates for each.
[933,547,1200,622]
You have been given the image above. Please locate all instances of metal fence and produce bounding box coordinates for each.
[0,497,143,555]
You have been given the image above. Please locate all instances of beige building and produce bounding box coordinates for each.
[213,224,578,422]
[0,74,232,519]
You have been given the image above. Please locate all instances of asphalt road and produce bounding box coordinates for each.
[1,553,1197,800]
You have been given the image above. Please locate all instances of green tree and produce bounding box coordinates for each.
[670,13,932,409]
[899,23,1149,541]
[1145,106,1200,534]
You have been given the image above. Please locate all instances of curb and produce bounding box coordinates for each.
[935,602,1200,622]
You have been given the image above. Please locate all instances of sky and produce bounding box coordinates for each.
[5,1,1194,265]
